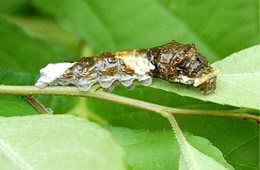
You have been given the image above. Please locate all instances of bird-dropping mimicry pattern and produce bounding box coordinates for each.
[35,41,219,94]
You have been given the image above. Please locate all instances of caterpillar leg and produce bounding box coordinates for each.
[119,76,135,87]
[138,75,152,86]
[77,79,97,91]
[104,81,121,92]
[126,83,136,90]
[98,77,117,89]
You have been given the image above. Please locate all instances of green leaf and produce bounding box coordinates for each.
[0,95,39,116]
[31,0,258,62]
[0,0,27,14]
[168,116,233,170]
[158,0,259,59]
[85,85,259,169]
[178,144,231,170]
[0,17,74,73]
[0,17,80,115]
[4,16,82,56]
[32,0,117,53]
[0,70,39,116]
[150,45,260,110]
[107,126,233,170]
[0,69,37,85]
[0,115,125,170]
[177,116,259,170]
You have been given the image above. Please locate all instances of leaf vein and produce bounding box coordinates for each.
[0,139,32,170]
[224,135,259,157]
[227,160,258,170]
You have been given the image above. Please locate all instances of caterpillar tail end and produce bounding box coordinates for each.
[35,62,75,88]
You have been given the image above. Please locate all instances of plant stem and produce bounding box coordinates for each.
[166,112,195,169]
[0,85,259,123]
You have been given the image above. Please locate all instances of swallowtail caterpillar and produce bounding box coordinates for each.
[35,41,219,94]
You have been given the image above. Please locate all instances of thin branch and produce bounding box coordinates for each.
[23,96,53,114]
[0,85,259,123]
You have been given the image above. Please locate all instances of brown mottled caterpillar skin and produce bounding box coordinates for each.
[36,41,218,94]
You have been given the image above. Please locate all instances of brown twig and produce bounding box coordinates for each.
[23,96,52,114]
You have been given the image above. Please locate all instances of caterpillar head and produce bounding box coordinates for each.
[187,50,219,94]
[165,41,219,94]
[193,66,219,94]
[196,75,218,94]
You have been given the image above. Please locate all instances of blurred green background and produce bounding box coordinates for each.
[0,0,259,72]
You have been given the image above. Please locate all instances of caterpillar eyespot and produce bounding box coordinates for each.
[35,41,219,94]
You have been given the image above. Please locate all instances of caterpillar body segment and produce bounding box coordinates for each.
[35,41,218,94]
